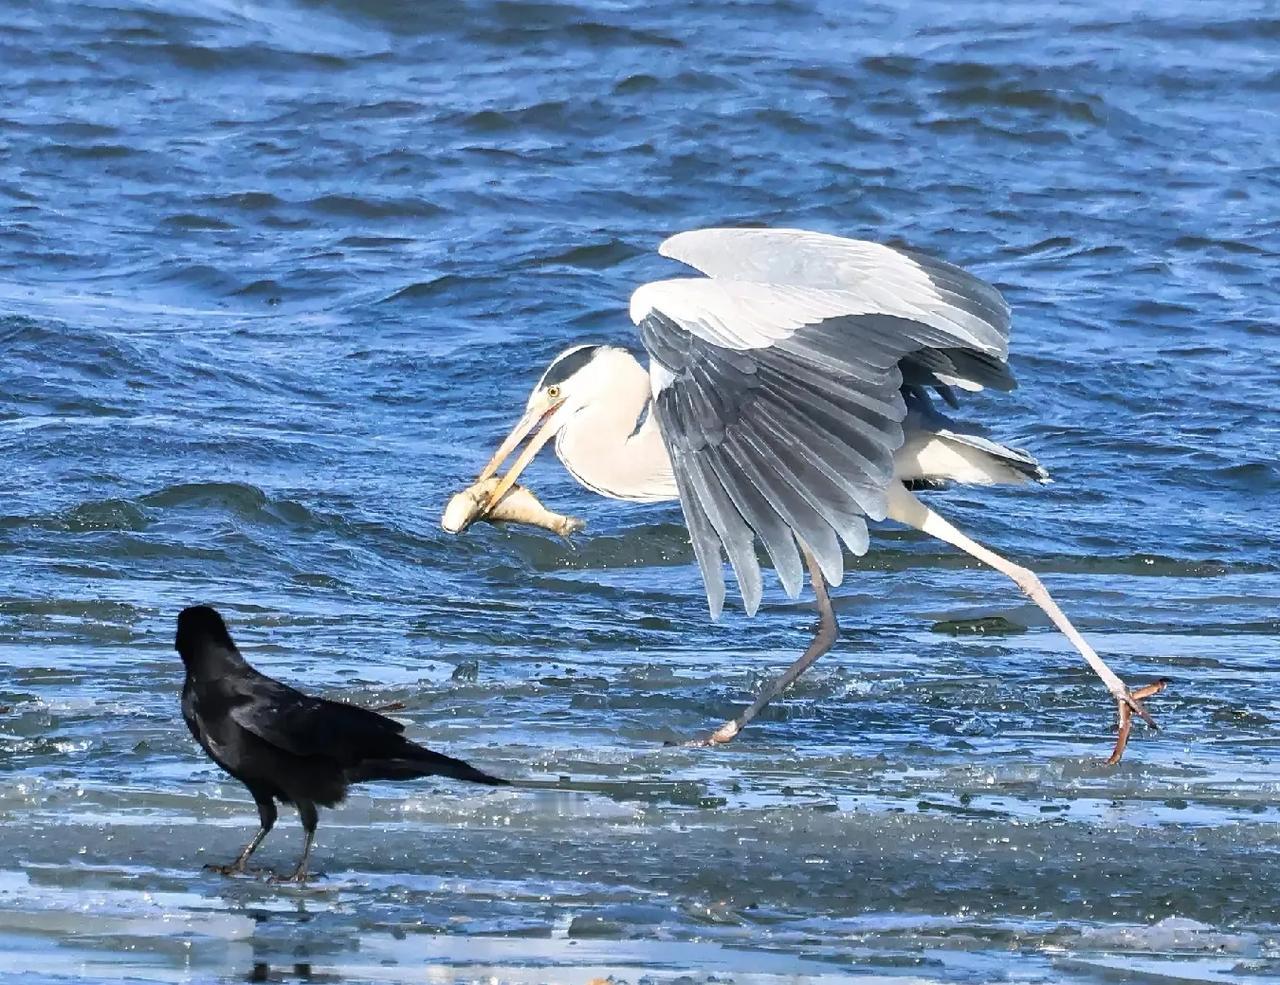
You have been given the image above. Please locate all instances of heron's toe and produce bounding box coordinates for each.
[1106,679,1170,766]
[1125,679,1170,728]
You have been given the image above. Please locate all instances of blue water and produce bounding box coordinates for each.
[2,1,1279,982]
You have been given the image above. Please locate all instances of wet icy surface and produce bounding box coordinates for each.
[4,620,1280,981]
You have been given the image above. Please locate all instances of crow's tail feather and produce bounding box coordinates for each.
[349,741,508,786]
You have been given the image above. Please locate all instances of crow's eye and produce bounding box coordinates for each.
[547,385,561,400]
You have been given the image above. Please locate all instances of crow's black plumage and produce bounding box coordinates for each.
[175,605,506,882]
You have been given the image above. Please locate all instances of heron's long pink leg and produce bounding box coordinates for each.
[885,485,1165,762]
[684,548,838,747]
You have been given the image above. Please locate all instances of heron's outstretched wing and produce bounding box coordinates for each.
[660,227,1015,395]
[632,228,1013,618]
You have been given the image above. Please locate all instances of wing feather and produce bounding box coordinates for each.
[634,229,1015,615]
[751,392,892,519]
[682,452,763,612]
[723,424,850,586]
[745,409,876,555]
[755,372,899,490]
[702,445,804,598]
[666,446,727,617]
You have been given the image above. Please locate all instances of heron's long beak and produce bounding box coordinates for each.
[477,396,566,510]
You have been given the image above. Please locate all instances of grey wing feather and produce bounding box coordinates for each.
[640,310,912,616]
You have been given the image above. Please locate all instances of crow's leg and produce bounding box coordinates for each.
[206,795,276,876]
[271,800,318,884]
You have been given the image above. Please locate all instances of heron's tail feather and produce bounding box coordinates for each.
[937,430,1051,484]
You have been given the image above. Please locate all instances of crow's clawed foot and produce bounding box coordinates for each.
[1106,678,1170,766]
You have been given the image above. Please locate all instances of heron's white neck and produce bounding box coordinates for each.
[554,350,678,503]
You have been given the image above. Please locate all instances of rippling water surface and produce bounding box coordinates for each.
[2,1,1279,982]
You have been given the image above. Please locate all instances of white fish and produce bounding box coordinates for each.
[441,476,585,539]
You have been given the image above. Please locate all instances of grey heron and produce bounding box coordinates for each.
[476,227,1166,762]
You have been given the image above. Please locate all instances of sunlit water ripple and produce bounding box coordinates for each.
[1,0,1279,982]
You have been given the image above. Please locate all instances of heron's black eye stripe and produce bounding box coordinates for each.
[538,345,601,388]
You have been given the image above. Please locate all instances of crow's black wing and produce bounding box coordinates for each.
[227,675,405,764]
[226,675,505,785]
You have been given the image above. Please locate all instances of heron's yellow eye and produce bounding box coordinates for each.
[547,385,562,400]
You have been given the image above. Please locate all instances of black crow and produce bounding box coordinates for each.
[175,605,506,882]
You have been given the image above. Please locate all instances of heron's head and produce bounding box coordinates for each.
[477,344,615,506]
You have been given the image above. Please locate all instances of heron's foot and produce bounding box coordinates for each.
[203,861,248,877]
[266,868,311,885]
[1106,678,1170,766]
[671,719,742,748]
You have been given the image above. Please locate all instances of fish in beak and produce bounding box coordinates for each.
[441,476,584,539]
[476,390,568,510]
